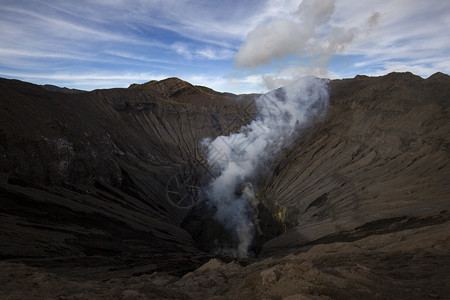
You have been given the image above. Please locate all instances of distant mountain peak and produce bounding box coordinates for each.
[41,84,85,94]
[129,77,222,98]
[427,72,450,82]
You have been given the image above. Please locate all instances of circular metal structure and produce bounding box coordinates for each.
[166,172,204,209]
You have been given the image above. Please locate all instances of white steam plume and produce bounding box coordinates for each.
[202,76,329,257]
[201,0,378,257]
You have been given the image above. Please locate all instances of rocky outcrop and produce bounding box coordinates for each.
[0,73,449,298]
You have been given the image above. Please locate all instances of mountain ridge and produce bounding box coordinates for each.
[8,70,450,96]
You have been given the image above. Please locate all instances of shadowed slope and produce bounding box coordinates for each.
[0,77,255,273]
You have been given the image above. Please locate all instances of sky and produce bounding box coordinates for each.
[0,0,449,94]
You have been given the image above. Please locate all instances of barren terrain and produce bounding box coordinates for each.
[0,72,449,299]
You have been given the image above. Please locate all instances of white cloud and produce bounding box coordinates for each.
[235,19,306,67]
[0,0,449,93]
[234,0,361,75]
[331,0,450,78]
[102,50,177,66]
[171,43,193,60]
[235,0,450,81]
[196,47,234,60]
[169,44,235,61]
[114,0,300,42]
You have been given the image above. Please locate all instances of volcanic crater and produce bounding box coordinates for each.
[0,72,449,299]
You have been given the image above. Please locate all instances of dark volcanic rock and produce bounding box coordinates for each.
[0,77,255,266]
[41,84,86,94]
[0,73,449,299]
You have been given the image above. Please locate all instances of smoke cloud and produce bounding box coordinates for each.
[202,76,329,257]
[235,0,337,69]
[235,0,379,78]
[200,0,379,257]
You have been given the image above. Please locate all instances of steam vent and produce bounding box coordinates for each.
[1,73,449,298]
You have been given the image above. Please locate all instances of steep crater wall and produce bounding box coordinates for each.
[259,72,450,255]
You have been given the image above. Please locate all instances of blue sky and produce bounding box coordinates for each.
[0,0,449,94]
